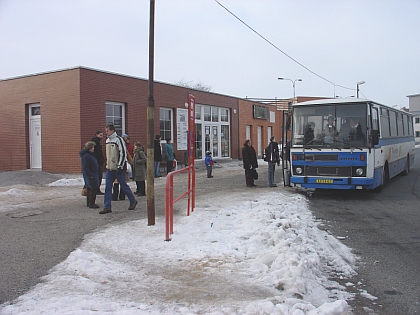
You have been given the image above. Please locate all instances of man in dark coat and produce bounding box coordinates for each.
[242,139,258,187]
[266,136,280,187]
[91,131,105,194]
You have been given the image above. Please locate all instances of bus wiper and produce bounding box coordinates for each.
[331,139,363,150]
[305,138,316,145]
[303,139,321,150]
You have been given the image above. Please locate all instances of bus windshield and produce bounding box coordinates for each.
[292,103,368,148]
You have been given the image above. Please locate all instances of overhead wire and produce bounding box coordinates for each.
[214,0,356,92]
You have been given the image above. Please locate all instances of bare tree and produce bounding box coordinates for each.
[173,79,212,92]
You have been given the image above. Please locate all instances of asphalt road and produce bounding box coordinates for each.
[305,148,420,315]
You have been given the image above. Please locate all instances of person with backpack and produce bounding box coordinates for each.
[265,136,280,187]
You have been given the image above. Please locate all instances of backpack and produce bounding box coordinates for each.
[263,146,270,162]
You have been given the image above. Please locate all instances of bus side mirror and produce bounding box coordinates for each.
[371,130,379,145]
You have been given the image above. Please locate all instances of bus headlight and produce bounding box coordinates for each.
[296,167,303,174]
[355,168,364,176]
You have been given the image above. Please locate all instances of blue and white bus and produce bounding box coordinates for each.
[283,98,415,190]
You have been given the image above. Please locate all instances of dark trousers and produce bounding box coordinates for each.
[166,160,174,174]
[86,188,98,206]
[268,161,276,186]
[136,181,146,195]
[206,165,212,177]
[245,169,254,186]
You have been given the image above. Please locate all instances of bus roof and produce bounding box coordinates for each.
[294,98,412,114]
[294,98,373,106]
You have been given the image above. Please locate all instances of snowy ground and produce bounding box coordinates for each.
[0,163,370,315]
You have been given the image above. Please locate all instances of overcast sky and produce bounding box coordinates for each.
[1,0,419,108]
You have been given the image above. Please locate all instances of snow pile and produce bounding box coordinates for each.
[48,177,85,187]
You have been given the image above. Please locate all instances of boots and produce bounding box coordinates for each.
[136,181,146,196]
[87,188,99,209]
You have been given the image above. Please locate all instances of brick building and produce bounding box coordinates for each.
[0,67,284,173]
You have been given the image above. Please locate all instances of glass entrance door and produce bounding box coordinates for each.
[204,125,219,157]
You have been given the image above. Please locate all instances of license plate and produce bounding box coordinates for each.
[316,179,333,184]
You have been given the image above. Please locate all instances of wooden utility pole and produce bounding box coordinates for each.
[146,0,155,226]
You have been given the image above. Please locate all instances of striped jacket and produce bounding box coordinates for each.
[105,132,128,171]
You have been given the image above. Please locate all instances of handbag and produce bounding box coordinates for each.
[81,187,87,196]
[253,169,258,180]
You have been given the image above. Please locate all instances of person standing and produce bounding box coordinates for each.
[121,134,134,158]
[163,138,175,174]
[121,134,134,179]
[100,124,137,214]
[154,135,163,178]
[133,142,146,196]
[91,131,105,194]
[204,150,216,178]
[266,136,280,187]
[304,122,315,144]
[79,141,100,209]
[242,139,258,187]
[339,117,365,144]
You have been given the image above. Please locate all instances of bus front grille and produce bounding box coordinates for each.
[305,154,339,162]
[305,166,352,177]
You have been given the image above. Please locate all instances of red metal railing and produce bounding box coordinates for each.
[165,164,195,241]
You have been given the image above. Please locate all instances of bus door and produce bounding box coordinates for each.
[282,111,291,186]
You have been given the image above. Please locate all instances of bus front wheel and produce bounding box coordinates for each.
[374,164,389,193]
[383,163,390,186]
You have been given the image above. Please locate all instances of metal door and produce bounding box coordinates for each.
[30,116,42,169]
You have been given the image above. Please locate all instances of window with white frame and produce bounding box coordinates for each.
[106,101,125,136]
[212,107,219,122]
[195,105,202,120]
[220,108,229,122]
[195,105,231,159]
[160,108,173,142]
[203,106,211,121]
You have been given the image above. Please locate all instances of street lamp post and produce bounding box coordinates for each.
[356,81,365,98]
[278,77,302,103]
